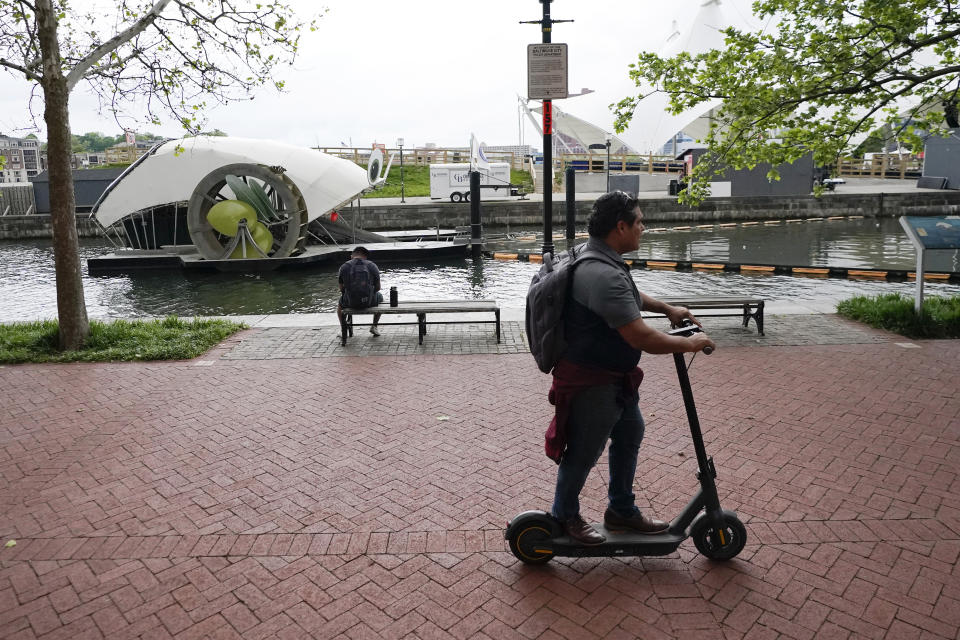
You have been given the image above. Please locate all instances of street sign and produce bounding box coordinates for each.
[527,43,568,100]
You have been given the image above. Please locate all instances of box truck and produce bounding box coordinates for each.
[429,163,517,202]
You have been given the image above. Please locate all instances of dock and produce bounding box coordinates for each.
[87,239,468,274]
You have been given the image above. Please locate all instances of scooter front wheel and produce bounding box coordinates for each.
[691,510,747,560]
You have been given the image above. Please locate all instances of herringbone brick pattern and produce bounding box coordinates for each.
[1,333,957,638]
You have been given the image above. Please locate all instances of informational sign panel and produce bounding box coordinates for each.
[900,216,960,250]
[527,43,568,100]
[899,216,960,311]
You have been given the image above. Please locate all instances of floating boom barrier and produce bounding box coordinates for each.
[487,251,960,283]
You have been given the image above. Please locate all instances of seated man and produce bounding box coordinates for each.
[337,246,383,336]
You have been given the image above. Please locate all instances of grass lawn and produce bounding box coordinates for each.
[362,165,533,199]
[836,293,960,339]
[0,317,246,364]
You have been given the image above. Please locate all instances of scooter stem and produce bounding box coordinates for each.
[673,352,722,513]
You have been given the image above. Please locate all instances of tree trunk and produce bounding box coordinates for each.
[36,0,89,350]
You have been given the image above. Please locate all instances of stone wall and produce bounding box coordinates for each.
[351,191,960,231]
[0,215,103,240]
[3,190,960,239]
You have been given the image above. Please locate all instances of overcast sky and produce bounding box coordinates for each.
[0,1,756,153]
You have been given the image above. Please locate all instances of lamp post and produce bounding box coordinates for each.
[605,134,612,192]
[397,137,405,203]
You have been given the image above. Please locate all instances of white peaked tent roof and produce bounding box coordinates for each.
[626,0,763,153]
[524,102,637,154]
[93,136,370,228]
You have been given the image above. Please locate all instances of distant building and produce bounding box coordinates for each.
[104,140,155,164]
[72,152,107,169]
[30,167,125,214]
[485,144,537,158]
[0,134,45,183]
[660,132,697,156]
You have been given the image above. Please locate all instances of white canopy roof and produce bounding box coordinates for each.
[523,101,637,155]
[626,0,762,153]
[627,1,949,154]
[93,136,370,228]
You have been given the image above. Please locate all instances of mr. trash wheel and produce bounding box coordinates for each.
[186,163,308,260]
[691,511,747,560]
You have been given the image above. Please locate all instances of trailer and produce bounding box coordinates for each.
[429,163,517,202]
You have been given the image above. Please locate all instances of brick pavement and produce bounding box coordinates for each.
[222,315,892,360]
[1,316,958,639]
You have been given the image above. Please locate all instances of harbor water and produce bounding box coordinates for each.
[1,217,958,321]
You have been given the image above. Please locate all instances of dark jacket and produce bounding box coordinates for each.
[545,359,644,463]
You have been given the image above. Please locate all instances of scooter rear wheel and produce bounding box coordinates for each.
[508,522,555,565]
[691,511,747,560]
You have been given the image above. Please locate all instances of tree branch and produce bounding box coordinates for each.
[65,0,173,91]
[0,56,41,80]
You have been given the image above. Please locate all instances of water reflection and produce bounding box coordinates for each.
[468,257,488,294]
[486,218,960,271]
[2,216,959,321]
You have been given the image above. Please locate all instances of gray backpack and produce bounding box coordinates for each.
[525,244,617,373]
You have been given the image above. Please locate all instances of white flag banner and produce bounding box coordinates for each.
[470,133,489,172]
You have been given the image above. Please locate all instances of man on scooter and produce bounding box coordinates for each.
[549,190,716,545]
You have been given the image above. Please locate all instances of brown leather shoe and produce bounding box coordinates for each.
[562,515,606,545]
[604,508,669,534]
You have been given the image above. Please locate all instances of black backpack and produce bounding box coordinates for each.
[343,259,374,308]
[525,244,619,373]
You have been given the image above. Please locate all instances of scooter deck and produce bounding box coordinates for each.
[546,524,686,558]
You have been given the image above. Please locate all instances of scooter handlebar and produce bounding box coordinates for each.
[667,321,713,355]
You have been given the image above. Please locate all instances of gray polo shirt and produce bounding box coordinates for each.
[570,238,643,328]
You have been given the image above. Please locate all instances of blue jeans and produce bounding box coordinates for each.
[551,383,646,521]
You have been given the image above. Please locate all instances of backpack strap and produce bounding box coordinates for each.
[569,246,643,310]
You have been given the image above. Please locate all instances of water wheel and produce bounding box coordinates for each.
[186,163,309,260]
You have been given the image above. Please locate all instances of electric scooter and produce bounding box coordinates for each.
[505,323,746,564]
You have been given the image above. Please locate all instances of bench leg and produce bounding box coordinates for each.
[495,310,501,343]
[418,313,426,345]
[740,303,765,336]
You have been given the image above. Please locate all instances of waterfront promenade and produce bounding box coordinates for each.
[1,312,958,639]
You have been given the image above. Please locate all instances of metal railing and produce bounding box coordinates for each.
[557,153,685,174]
[315,147,685,174]
[314,146,922,181]
[314,147,520,169]
[836,154,923,179]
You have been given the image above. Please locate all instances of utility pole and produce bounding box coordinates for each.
[397,138,405,203]
[522,0,572,257]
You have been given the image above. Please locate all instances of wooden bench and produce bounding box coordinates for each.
[656,296,765,335]
[340,300,501,346]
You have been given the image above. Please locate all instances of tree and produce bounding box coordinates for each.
[72,132,122,153]
[613,0,959,204]
[0,1,318,349]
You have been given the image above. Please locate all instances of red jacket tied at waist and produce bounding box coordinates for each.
[545,359,645,463]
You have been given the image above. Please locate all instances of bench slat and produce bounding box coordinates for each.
[655,297,765,335]
[346,300,498,313]
[661,297,763,305]
[341,299,501,345]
